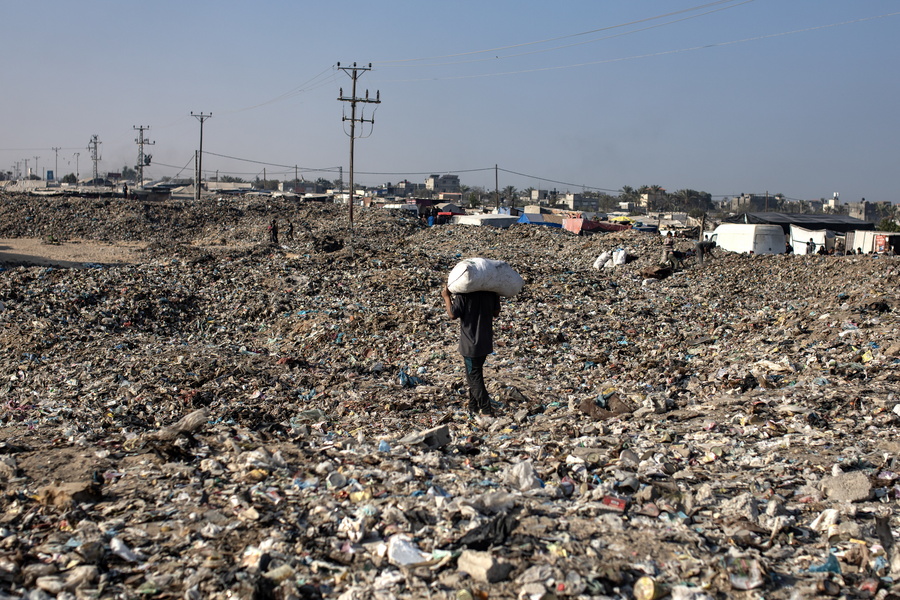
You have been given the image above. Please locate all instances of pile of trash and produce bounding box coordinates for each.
[0,194,899,599]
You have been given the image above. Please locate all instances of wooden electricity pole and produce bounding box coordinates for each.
[337,62,380,229]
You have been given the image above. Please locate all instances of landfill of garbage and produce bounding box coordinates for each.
[1,192,900,599]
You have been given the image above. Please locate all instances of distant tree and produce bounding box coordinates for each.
[62,173,77,184]
[121,165,137,181]
[315,177,332,189]
[877,218,900,232]
[332,178,343,190]
[618,186,637,203]
[219,175,245,183]
[502,185,517,203]
[597,193,619,211]
[672,189,713,212]
[254,177,279,191]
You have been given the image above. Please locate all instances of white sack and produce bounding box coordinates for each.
[592,252,610,270]
[447,258,524,297]
[612,249,628,266]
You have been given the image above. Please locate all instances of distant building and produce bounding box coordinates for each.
[728,193,776,212]
[392,180,424,197]
[425,174,460,194]
[848,199,878,223]
[438,191,463,203]
[530,189,550,202]
[558,193,599,212]
[639,189,667,211]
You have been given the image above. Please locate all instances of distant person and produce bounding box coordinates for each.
[661,231,675,264]
[806,238,816,255]
[285,221,294,242]
[441,285,501,417]
[695,240,716,266]
[858,247,863,255]
[785,243,793,254]
[268,219,279,245]
[122,183,128,199]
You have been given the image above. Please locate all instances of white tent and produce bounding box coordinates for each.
[790,224,836,254]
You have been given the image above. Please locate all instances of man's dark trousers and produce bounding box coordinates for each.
[465,355,490,413]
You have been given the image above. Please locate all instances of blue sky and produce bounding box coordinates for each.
[2,0,898,202]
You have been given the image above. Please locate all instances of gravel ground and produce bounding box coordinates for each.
[0,193,899,599]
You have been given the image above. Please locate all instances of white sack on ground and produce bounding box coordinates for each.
[592,252,611,270]
[447,258,524,297]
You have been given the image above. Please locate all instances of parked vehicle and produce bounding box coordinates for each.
[706,224,786,255]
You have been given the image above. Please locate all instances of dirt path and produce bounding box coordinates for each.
[0,238,149,268]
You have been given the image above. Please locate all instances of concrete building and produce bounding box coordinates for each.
[425,174,460,194]
[848,199,878,223]
[639,189,667,211]
[558,193,599,212]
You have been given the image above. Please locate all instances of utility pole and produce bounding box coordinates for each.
[133,125,154,189]
[23,159,29,179]
[52,147,60,181]
[191,112,212,201]
[495,164,500,210]
[337,62,380,228]
[88,135,101,184]
[73,152,80,180]
[33,156,40,180]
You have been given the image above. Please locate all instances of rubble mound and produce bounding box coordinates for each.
[0,192,899,599]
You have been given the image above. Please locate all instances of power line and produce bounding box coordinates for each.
[202,150,340,173]
[378,11,900,83]
[376,0,750,65]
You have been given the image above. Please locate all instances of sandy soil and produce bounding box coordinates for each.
[0,238,150,268]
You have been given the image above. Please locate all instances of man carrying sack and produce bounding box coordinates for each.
[441,258,523,417]
[441,286,501,416]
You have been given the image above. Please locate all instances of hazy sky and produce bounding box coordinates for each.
[3,1,898,202]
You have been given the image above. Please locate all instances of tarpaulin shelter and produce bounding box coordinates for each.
[724,213,873,235]
[518,213,563,228]
[564,218,630,234]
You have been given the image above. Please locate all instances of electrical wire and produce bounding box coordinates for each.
[380,0,754,69]
[377,11,900,82]
[376,0,750,65]
[203,150,340,173]
[218,67,340,115]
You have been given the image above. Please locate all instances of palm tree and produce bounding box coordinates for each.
[502,185,518,204]
[619,185,636,202]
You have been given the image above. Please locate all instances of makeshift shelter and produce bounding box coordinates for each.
[518,213,563,228]
[563,218,629,235]
[790,224,836,254]
[454,214,518,228]
[725,213,873,235]
[435,202,465,215]
[846,230,900,254]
